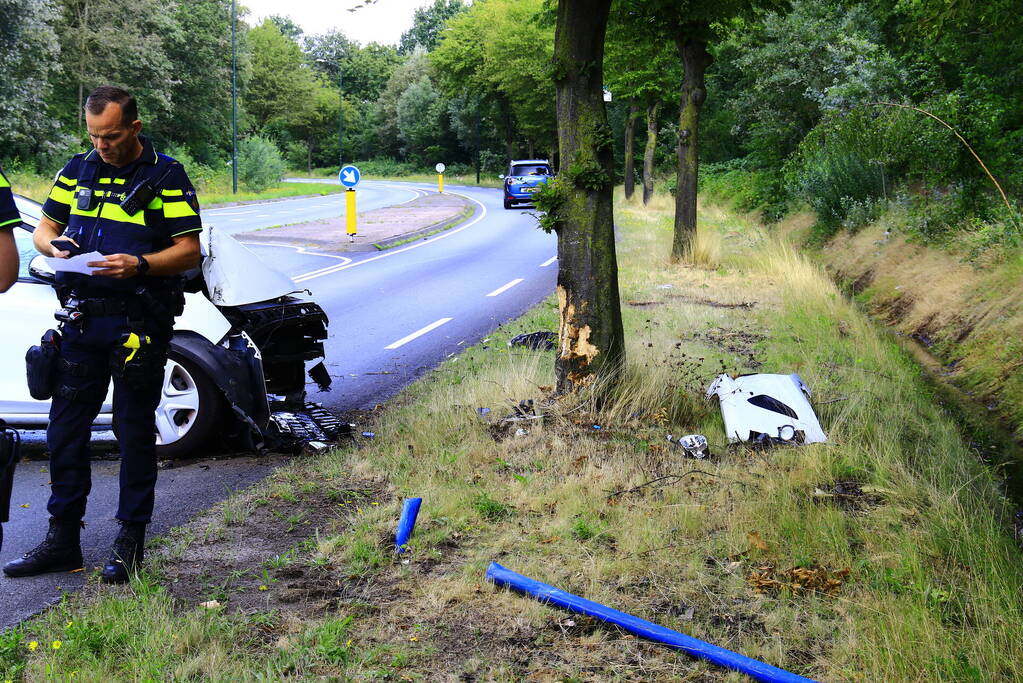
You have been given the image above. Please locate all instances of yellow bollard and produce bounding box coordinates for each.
[346,188,357,241]
[437,173,444,194]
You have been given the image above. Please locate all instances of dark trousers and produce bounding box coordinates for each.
[46,314,169,524]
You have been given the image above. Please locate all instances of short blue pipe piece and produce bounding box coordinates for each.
[486,562,817,683]
[395,497,423,552]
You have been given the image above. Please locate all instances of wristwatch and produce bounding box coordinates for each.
[136,254,150,275]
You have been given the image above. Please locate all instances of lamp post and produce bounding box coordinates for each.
[231,0,238,193]
[316,58,344,168]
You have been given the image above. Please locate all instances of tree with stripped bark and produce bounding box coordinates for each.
[533,0,624,394]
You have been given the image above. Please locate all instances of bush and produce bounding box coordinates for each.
[350,158,417,177]
[163,145,217,192]
[238,136,286,192]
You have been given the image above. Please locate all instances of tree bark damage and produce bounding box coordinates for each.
[643,101,659,205]
[623,101,639,200]
[552,0,625,394]
[671,34,712,262]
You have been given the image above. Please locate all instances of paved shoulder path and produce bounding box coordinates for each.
[234,191,471,251]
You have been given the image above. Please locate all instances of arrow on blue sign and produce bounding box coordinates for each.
[339,165,361,188]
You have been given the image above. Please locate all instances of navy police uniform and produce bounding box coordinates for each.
[40,136,201,525]
[0,165,20,230]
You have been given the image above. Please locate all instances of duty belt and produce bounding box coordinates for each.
[74,297,132,317]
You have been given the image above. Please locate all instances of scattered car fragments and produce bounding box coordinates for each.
[706,373,826,445]
[668,433,711,459]
[508,331,557,351]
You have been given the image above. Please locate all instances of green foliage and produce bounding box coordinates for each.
[312,616,356,665]
[0,0,62,163]
[238,136,286,192]
[399,0,468,55]
[0,628,25,681]
[397,77,448,163]
[430,0,556,157]
[246,19,318,131]
[472,491,513,521]
[531,174,566,234]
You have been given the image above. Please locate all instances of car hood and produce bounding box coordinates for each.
[200,226,299,306]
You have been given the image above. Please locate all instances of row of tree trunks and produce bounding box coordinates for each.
[552,0,625,394]
[671,35,712,262]
[643,102,659,205]
[623,101,639,200]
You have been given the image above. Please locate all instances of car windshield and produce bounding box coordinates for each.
[510,165,550,177]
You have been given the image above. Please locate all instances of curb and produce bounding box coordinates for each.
[370,202,478,251]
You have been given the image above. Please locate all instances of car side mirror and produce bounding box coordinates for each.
[498,174,505,180]
[29,254,56,284]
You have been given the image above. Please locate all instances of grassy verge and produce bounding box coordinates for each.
[4,193,1023,681]
[200,183,343,207]
[5,169,344,208]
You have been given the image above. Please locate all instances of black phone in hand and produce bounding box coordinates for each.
[50,239,83,257]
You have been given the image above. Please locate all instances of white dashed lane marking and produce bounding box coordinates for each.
[385,318,453,350]
[486,278,524,297]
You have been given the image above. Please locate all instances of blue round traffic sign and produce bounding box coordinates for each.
[339,165,361,188]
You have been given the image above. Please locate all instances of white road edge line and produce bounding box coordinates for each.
[292,189,487,283]
[384,317,453,350]
[486,278,524,297]
[539,256,558,267]
[238,241,352,270]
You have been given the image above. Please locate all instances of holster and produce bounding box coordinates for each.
[25,329,61,400]
[110,332,166,391]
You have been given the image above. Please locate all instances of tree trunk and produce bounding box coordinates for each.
[552,0,624,394]
[671,34,712,262]
[623,102,639,200]
[642,101,659,205]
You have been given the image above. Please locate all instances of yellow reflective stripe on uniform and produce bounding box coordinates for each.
[0,173,10,189]
[0,217,20,228]
[70,200,146,226]
[58,175,76,186]
[98,177,127,185]
[163,199,198,218]
[160,189,183,197]
[48,184,75,206]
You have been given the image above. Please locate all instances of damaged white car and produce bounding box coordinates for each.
[1,195,333,458]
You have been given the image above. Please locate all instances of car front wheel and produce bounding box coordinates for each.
[153,350,222,459]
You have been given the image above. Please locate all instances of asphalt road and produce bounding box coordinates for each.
[0,181,556,630]
[203,181,429,235]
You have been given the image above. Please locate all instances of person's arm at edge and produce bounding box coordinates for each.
[0,229,17,292]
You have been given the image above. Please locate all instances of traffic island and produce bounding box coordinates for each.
[233,192,475,253]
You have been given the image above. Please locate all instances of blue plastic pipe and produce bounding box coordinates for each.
[395,497,423,551]
[486,562,817,683]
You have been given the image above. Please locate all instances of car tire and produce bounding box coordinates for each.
[504,197,514,210]
[153,349,223,459]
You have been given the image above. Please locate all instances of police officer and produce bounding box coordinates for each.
[2,85,202,584]
[0,164,19,291]
[0,164,22,554]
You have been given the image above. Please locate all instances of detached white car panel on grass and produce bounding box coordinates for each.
[707,373,827,445]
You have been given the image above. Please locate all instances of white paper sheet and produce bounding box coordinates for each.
[43,251,105,275]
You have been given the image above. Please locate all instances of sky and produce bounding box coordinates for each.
[240,0,436,46]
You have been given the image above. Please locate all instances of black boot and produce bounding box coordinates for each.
[3,517,84,577]
[100,521,146,584]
